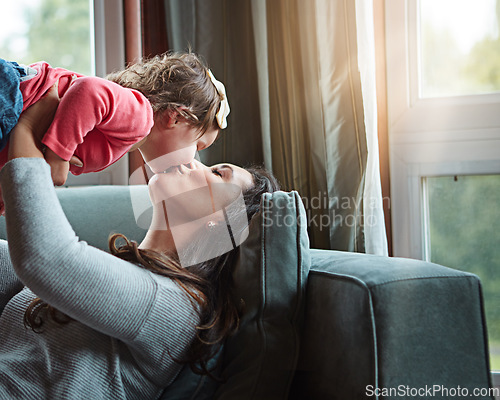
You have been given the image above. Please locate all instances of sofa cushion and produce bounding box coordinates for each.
[215,190,311,399]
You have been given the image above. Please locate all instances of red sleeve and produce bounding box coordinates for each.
[41,77,153,161]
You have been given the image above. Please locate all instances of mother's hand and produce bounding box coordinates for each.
[8,81,61,161]
[8,79,82,185]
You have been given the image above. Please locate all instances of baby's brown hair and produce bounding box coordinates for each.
[107,51,221,135]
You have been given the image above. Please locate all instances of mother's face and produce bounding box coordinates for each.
[147,160,254,266]
[148,160,254,226]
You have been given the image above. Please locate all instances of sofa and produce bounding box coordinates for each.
[0,185,495,399]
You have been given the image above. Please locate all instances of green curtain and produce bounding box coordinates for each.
[164,0,383,253]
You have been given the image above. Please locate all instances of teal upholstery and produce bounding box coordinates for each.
[45,185,148,250]
[0,185,494,399]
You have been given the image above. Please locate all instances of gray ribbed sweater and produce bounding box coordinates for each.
[0,158,199,399]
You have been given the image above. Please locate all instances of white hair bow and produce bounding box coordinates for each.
[207,69,230,129]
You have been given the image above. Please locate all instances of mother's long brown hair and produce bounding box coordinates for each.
[24,166,280,376]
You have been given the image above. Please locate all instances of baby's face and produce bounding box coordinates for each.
[139,120,219,173]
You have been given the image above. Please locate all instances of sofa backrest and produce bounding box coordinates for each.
[0,185,149,250]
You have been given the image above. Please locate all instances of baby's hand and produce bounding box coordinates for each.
[44,148,84,186]
[44,147,70,186]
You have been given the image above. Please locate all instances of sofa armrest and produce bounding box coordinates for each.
[291,249,493,399]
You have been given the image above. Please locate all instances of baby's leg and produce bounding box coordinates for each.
[0,59,24,152]
[0,239,23,316]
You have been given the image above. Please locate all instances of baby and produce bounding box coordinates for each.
[0,52,229,211]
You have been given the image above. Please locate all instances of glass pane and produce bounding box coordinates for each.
[419,0,500,97]
[0,0,93,76]
[427,175,500,370]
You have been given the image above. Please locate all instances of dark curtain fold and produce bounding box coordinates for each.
[165,0,264,169]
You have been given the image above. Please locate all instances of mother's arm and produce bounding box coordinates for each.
[0,85,58,314]
[1,85,196,345]
[8,81,82,183]
[7,83,58,161]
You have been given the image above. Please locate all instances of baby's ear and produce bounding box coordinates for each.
[163,107,189,128]
[153,109,176,130]
[159,109,176,129]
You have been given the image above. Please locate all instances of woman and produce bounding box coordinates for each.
[0,85,279,398]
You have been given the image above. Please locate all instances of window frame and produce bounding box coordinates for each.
[385,0,500,259]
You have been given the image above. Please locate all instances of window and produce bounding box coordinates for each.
[0,0,127,185]
[0,0,93,76]
[419,0,500,97]
[386,0,500,379]
[425,175,500,370]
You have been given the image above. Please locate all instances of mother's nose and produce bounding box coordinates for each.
[190,159,208,170]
